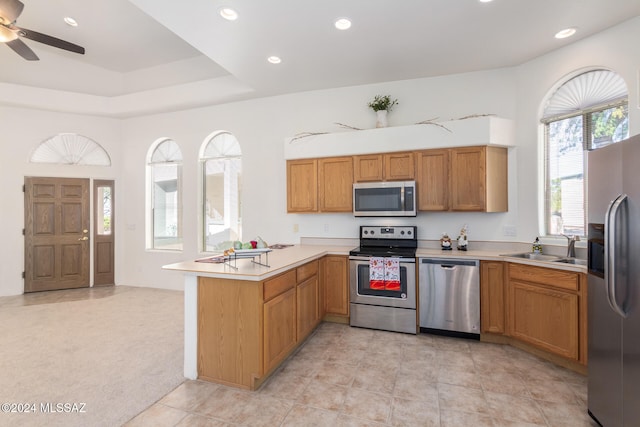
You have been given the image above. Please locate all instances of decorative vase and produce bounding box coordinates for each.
[375,110,388,128]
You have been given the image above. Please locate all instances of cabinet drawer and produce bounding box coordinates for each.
[264,270,296,302]
[509,263,579,291]
[297,260,319,282]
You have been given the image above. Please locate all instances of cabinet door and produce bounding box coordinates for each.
[450,146,486,211]
[318,157,354,212]
[323,255,349,316]
[480,261,505,334]
[287,159,318,213]
[353,154,383,182]
[297,276,319,342]
[416,149,449,211]
[384,152,415,181]
[264,287,297,373]
[508,280,579,360]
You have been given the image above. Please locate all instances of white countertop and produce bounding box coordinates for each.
[163,244,587,281]
[162,245,351,281]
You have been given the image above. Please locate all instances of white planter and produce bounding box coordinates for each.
[375,110,388,128]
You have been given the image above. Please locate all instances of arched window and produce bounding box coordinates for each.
[541,69,628,237]
[200,131,242,251]
[30,133,111,166]
[147,138,183,250]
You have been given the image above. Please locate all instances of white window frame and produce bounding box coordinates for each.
[146,138,183,251]
[199,131,242,252]
[541,69,629,238]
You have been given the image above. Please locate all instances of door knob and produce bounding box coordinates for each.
[78,236,89,241]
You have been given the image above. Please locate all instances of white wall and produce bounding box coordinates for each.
[1,17,638,295]
[0,106,122,296]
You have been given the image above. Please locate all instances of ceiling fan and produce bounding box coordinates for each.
[0,0,84,60]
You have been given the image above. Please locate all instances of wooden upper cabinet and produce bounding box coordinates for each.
[384,152,414,181]
[353,152,414,182]
[287,159,318,213]
[318,156,353,212]
[416,149,449,211]
[450,146,507,212]
[353,154,384,182]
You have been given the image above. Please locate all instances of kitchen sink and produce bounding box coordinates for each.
[552,258,588,266]
[500,252,562,262]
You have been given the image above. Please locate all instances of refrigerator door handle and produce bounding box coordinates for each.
[605,193,628,318]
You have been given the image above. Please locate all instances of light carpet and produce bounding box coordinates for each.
[0,286,185,427]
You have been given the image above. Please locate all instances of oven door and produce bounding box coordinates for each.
[349,256,416,309]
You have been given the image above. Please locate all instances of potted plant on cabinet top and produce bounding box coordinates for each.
[368,95,398,128]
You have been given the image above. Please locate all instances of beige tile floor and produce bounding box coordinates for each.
[127,322,597,427]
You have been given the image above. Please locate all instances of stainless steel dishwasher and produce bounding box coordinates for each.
[419,258,480,337]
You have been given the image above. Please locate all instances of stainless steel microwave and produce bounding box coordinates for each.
[353,181,416,217]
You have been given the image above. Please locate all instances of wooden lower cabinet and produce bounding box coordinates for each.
[197,258,331,390]
[297,276,319,341]
[480,261,505,334]
[505,263,585,363]
[508,280,579,360]
[264,287,297,373]
[322,255,349,317]
[480,261,587,367]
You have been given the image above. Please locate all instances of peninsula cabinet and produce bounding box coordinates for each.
[263,270,297,374]
[296,260,320,342]
[450,145,508,212]
[506,263,586,363]
[197,257,337,390]
[480,261,506,335]
[353,152,415,182]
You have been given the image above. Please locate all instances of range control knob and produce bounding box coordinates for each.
[407,230,412,235]
[400,231,405,235]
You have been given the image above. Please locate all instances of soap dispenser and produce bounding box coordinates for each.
[532,237,542,254]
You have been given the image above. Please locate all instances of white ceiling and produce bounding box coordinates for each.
[1,0,639,107]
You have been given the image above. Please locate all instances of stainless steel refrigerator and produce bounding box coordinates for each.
[587,133,640,426]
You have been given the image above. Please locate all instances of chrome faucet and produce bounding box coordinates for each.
[561,234,580,258]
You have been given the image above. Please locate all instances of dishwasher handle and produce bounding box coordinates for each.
[420,258,479,268]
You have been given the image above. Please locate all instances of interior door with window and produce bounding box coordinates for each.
[24,177,90,292]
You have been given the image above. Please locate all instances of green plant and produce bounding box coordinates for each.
[368,95,398,112]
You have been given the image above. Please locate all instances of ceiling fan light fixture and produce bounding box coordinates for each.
[219,8,238,21]
[555,27,577,39]
[64,16,78,27]
[0,25,17,42]
[335,18,352,30]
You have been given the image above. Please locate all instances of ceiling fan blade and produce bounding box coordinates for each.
[6,37,38,60]
[0,0,24,24]
[13,25,85,55]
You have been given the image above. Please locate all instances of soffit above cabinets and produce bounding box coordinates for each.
[284,116,515,160]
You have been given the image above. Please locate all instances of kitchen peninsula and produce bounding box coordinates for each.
[163,244,352,390]
[164,242,588,390]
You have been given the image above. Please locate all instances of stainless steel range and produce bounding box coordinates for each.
[349,226,417,334]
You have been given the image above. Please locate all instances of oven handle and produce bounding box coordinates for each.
[349,256,415,263]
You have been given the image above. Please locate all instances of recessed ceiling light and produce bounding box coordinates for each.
[267,56,281,64]
[335,18,352,30]
[219,8,238,21]
[64,16,78,27]
[555,27,577,39]
[479,0,494,3]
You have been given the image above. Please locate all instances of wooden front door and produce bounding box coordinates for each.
[24,177,90,292]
